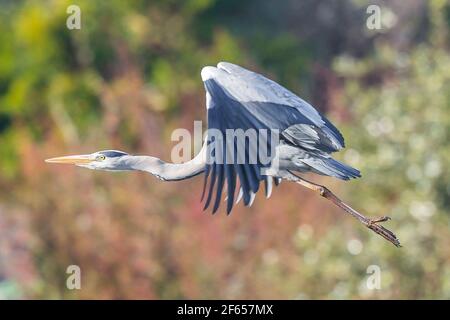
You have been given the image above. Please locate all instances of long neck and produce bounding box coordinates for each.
[126,145,206,181]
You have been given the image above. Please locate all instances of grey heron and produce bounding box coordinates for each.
[46,62,400,247]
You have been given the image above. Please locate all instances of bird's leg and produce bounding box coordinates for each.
[286,172,401,247]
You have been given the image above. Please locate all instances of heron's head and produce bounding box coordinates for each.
[45,150,131,171]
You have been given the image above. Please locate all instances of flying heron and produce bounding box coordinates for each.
[46,62,400,247]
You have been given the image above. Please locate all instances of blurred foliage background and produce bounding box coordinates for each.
[0,0,449,299]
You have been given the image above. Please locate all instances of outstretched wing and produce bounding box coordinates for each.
[201,62,345,214]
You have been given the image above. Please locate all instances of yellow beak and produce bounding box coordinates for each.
[45,154,93,165]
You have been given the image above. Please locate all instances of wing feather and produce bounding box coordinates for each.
[201,62,346,213]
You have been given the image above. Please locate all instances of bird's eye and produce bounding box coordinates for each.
[97,155,106,161]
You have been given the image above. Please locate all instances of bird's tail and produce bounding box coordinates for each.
[326,158,361,180]
[302,157,361,180]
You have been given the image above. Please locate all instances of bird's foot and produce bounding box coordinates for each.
[365,216,401,247]
[367,216,391,226]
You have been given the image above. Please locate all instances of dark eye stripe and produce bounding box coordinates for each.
[99,150,128,158]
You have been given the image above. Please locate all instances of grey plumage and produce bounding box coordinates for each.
[46,62,403,247]
[201,62,360,214]
[46,62,360,214]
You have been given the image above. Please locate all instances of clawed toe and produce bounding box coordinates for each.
[368,216,391,226]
